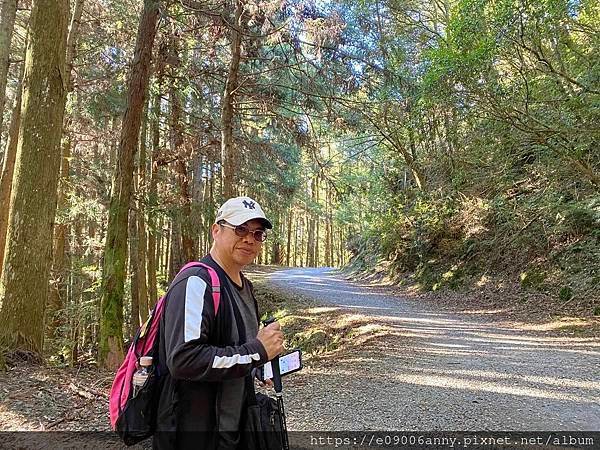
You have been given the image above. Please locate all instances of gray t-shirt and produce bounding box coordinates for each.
[229,277,258,342]
[218,276,259,445]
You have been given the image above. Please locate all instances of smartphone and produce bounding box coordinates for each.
[259,349,302,381]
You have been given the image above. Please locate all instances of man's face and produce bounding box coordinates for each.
[211,219,265,268]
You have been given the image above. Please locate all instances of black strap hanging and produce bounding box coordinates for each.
[221,275,289,450]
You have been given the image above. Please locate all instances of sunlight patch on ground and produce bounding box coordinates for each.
[407,346,488,357]
[305,307,341,314]
[30,373,50,383]
[0,404,39,431]
[297,366,600,403]
[335,314,370,326]
[383,327,446,336]
[460,308,508,315]
[338,304,391,310]
[381,316,461,325]
[392,373,599,404]
[476,275,491,287]
[290,285,392,297]
[428,342,471,349]
[416,367,600,390]
[349,329,392,347]
[465,331,600,346]
[352,323,385,333]
[516,317,596,332]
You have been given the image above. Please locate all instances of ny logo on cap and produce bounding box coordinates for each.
[242,200,256,210]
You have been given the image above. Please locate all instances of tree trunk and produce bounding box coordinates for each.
[65,0,84,92]
[220,0,244,198]
[0,0,69,359]
[327,184,334,267]
[405,129,427,191]
[0,57,24,271]
[137,108,149,322]
[293,216,299,267]
[157,214,164,278]
[175,188,193,264]
[129,206,140,338]
[169,83,196,263]
[146,89,160,308]
[47,0,84,349]
[68,157,84,365]
[286,210,292,266]
[270,212,281,265]
[307,178,316,267]
[146,52,163,307]
[156,217,162,276]
[99,0,159,370]
[203,161,217,252]
[339,228,344,266]
[169,217,183,279]
[300,215,306,267]
[325,212,331,267]
[108,115,119,168]
[71,286,79,365]
[324,181,330,267]
[306,217,314,267]
[314,176,320,266]
[191,154,204,257]
[164,220,171,276]
[0,0,17,137]
[47,136,71,343]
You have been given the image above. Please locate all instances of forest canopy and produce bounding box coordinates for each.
[0,0,598,368]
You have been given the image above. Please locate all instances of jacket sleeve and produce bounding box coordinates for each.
[162,273,269,382]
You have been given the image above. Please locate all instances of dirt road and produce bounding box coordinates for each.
[268,268,600,431]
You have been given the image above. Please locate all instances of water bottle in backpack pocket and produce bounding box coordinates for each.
[132,356,154,397]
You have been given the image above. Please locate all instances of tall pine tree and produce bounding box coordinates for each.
[0,0,69,363]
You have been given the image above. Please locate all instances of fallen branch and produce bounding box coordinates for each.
[46,417,67,429]
[560,295,579,310]
[68,382,106,399]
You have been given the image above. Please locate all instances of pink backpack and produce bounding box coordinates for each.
[109,261,220,445]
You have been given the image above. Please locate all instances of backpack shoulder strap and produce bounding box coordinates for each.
[197,262,221,315]
[177,261,221,315]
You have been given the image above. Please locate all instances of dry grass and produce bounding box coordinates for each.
[247,274,387,362]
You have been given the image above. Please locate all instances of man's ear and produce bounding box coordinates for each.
[211,223,220,240]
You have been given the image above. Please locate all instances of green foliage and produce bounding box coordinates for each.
[559,200,600,236]
[433,264,465,291]
[330,0,599,309]
[559,285,574,302]
[349,185,598,299]
[520,270,546,290]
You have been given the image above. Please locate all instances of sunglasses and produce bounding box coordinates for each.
[219,222,268,242]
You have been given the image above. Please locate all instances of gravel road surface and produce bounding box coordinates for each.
[268,268,600,432]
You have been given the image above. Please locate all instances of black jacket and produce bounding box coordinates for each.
[153,255,268,449]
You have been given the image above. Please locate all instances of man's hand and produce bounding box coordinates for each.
[257,322,284,360]
[257,377,274,388]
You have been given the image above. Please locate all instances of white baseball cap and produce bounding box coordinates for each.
[215,196,273,229]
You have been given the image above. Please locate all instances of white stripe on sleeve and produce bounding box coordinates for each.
[212,352,262,369]
[184,276,207,343]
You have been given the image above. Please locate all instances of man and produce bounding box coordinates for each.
[154,196,284,449]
